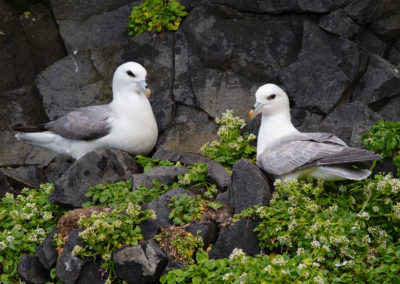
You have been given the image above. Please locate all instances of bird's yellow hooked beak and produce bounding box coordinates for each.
[249,102,264,120]
[249,109,255,120]
[146,88,151,98]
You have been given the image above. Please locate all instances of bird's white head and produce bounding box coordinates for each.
[112,62,151,98]
[249,84,290,119]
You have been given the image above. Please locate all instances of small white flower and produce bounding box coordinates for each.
[222,272,232,280]
[0,241,6,250]
[264,265,272,273]
[312,262,320,268]
[6,235,15,243]
[298,263,306,270]
[72,245,84,257]
[102,253,111,262]
[357,211,370,220]
[313,275,325,284]
[297,247,305,255]
[311,240,321,248]
[372,206,379,213]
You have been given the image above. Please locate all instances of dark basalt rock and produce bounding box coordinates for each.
[132,166,189,190]
[113,240,168,284]
[18,254,51,284]
[280,18,366,114]
[55,228,86,284]
[229,159,272,214]
[0,166,45,190]
[319,8,360,38]
[76,261,109,284]
[36,228,58,270]
[209,218,260,259]
[353,55,400,105]
[184,222,219,249]
[49,149,139,208]
[320,101,382,146]
[0,171,17,197]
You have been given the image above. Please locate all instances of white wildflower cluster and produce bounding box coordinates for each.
[368,226,388,244]
[0,241,6,250]
[322,244,331,252]
[338,185,346,192]
[361,234,371,244]
[126,202,140,216]
[297,247,305,255]
[311,240,321,248]
[255,206,267,218]
[305,203,320,213]
[229,248,247,263]
[313,275,325,284]
[280,269,289,275]
[357,211,370,220]
[277,234,292,247]
[288,196,298,207]
[5,192,14,199]
[72,245,84,257]
[179,173,191,185]
[392,202,400,219]
[288,219,298,231]
[298,263,307,270]
[350,196,356,204]
[264,265,272,273]
[271,256,288,266]
[216,109,246,130]
[372,206,380,213]
[228,142,241,151]
[42,211,53,220]
[222,272,232,281]
[312,262,320,268]
[6,235,15,243]
[363,183,373,197]
[329,235,349,246]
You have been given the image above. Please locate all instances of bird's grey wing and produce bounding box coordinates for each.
[45,105,112,140]
[257,139,345,176]
[312,147,382,165]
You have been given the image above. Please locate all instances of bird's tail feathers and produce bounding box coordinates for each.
[321,165,371,180]
[15,132,55,145]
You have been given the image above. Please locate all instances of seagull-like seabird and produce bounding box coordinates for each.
[249,84,382,181]
[14,62,158,159]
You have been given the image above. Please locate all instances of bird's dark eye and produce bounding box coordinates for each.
[267,94,276,100]
[127,70,135,77]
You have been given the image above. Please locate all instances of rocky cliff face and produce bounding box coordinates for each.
[0,0,399,190]
[1,0,400,282]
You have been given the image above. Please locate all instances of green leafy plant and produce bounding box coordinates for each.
[83,179,179,209]
[74,203,155,283]
[201,110,257,167]
[155,227,204,264]
[128,0,188,37]
[169,194,204,226]
[168,194,223,226]
[232,175,400,283]
[161,249,327,283]
[361,120,400,175]
[136,155,182,173]
[0,185,66,283]
[178,163,218,199]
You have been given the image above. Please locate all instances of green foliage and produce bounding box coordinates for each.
[169,194,223,226]
[161,249,326,284]
[83,179,179,209]
[169,194,204,226]
[171,232,204,264]
[155,228,204,264]
[232,175,400,283]
[201,110,257,167]
[74,203,155,283]
[128,0,188,37]
[361,120,400,174]
[136,155,182,173]
[178,163,218,198]
[0,185,66,283]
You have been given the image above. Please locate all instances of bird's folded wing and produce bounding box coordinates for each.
[257,139,345,175]
[45,105,112,140]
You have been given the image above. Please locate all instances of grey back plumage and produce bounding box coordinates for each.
[45,105,112,140]
[257,132,382,176]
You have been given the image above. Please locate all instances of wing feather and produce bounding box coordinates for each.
[45,105,112,140]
